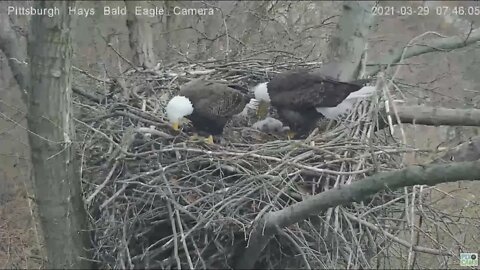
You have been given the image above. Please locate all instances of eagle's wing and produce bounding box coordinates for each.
[190,83,248,120]
[268,71,367,109]
[211,85,247,117]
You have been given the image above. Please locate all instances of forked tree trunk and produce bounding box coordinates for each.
[125,0,157,69]
[319,1,375,81]
[27,1,91,268]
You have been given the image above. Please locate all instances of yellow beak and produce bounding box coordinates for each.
[287,130,296,140]
[172,121,180,131]
[205,135,214,144]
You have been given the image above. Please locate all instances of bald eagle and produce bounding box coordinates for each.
[165,79,250,139]
[252,69,374,137]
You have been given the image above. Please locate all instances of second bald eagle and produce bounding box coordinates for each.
[165,79,249,137]
[253,69,375,137]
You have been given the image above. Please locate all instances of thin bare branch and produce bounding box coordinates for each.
[367,27,480,77]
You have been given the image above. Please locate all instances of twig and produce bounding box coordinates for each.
[72,66,111,83]
[344,212,450,256]
[106,42,140,72]
[166,202,182,269]
[85,161,119,204]
[277,227,311,269]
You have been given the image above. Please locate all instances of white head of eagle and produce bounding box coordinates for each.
[252,82,271,102]
[248,70,376,138]
[165,95,194,130]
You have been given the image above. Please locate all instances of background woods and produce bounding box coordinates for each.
[1,1,480,269]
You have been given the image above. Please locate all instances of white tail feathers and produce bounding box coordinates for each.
[316,86,376,119]
[345,86,376,100]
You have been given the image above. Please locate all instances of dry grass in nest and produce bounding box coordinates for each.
[75,56,410,269]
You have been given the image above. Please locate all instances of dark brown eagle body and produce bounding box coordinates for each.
[179,79,249,135]
[266,69,369,137]
[276,107,321,137]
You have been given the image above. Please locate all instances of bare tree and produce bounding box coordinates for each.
[0,1,91,268]
[4,1,480,268]
[233,1,480,268]
[125,0,156,69]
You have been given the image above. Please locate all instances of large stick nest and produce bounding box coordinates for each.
[75,56,406,269]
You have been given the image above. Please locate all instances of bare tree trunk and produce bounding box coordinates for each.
[125,0,156,69]
[161,0,175,64]
[318,1,375,81]
[27,1,91,268]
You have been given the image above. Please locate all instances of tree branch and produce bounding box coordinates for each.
[386,104,480,127]
[0,12,29,101]
[234,160,480,269]
[72,86,103,103]
[366,27,480,77]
